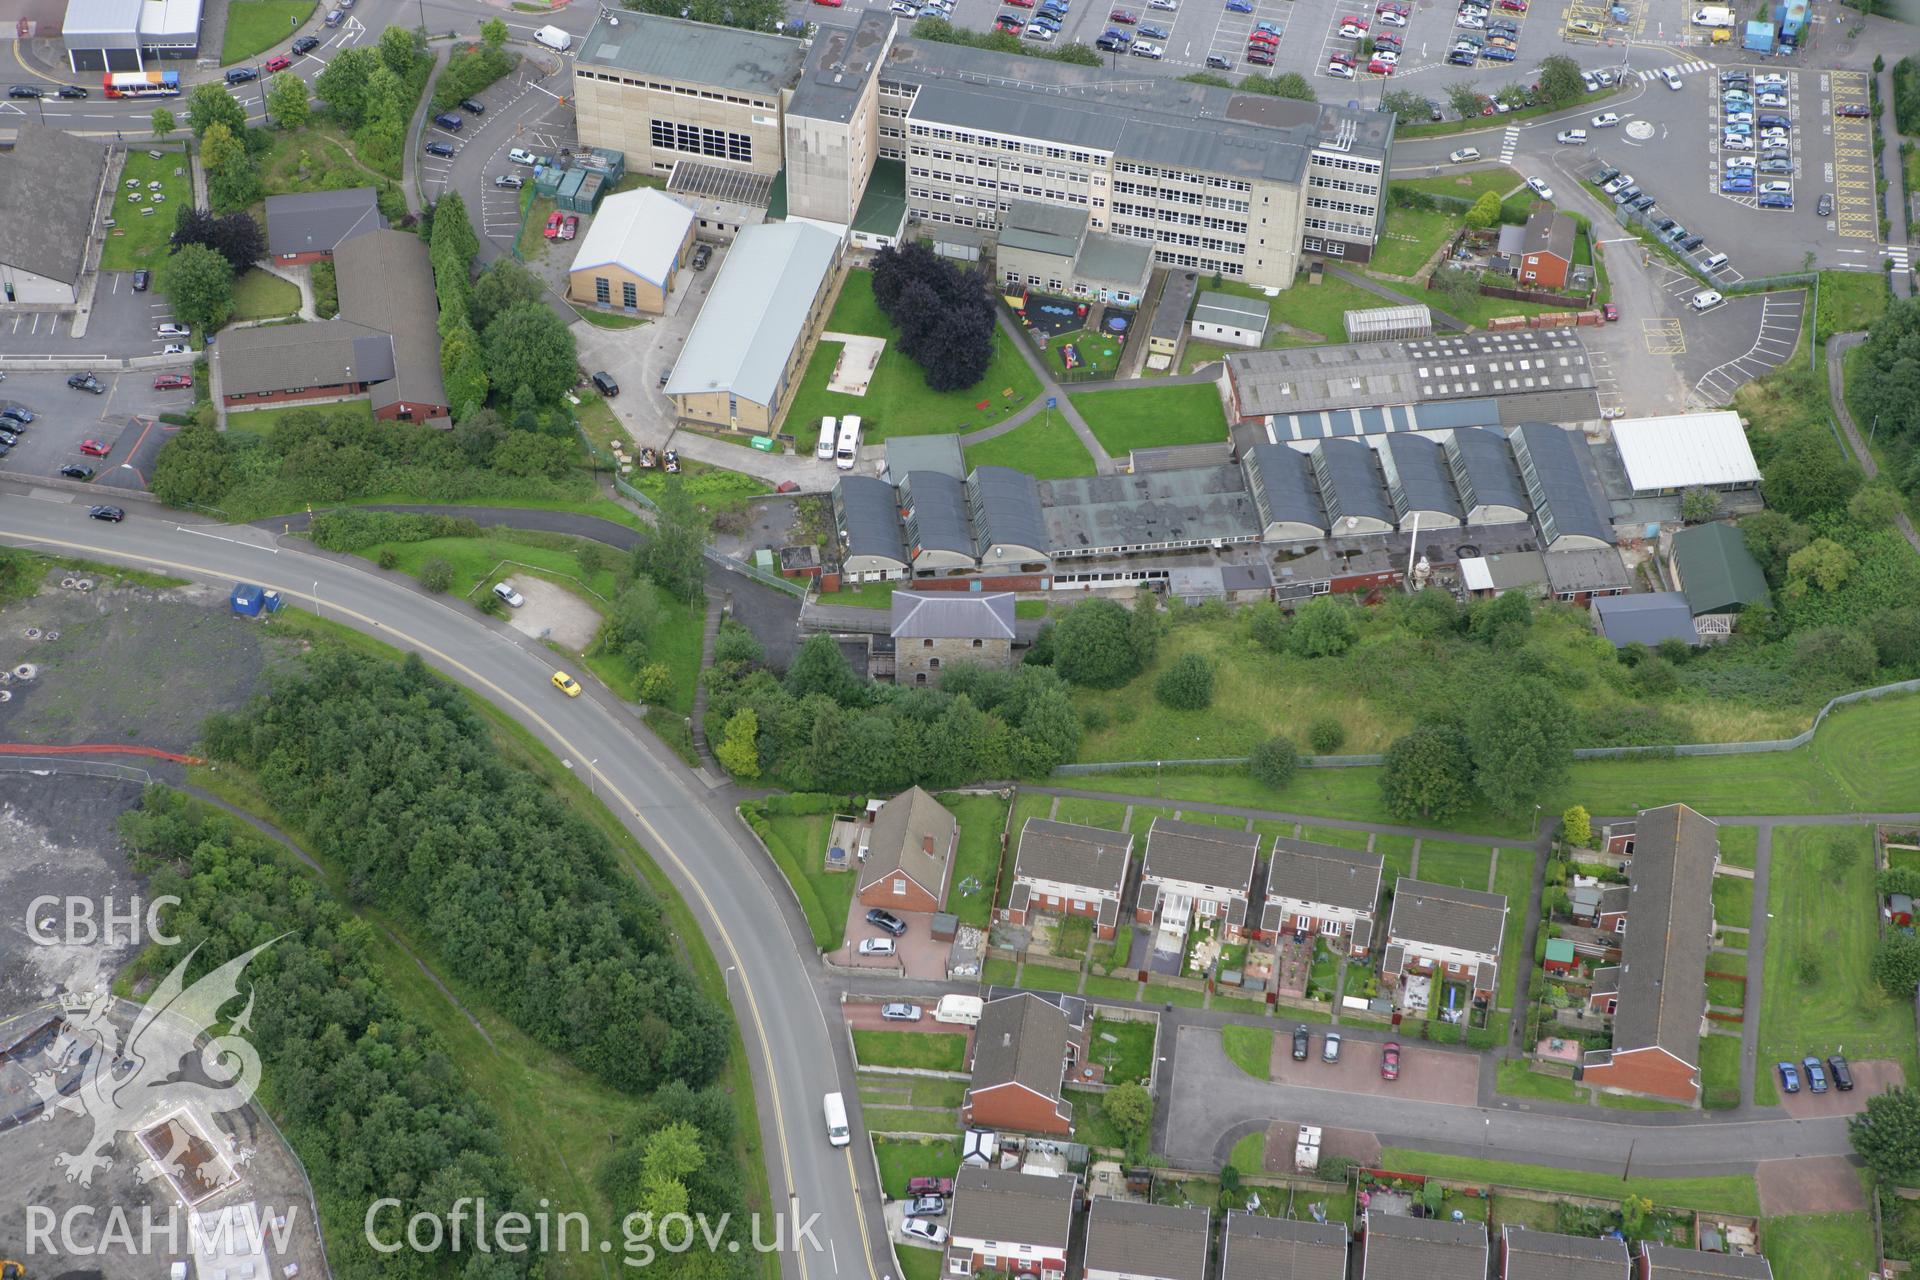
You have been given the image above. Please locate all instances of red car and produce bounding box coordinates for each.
[1367,58,1394,74]
[543,210,564,239]
[1246,47,1275,63]
[79,439,111,457]
[907,1177,955,1196]
[560,214,579,241]
[812,0,843,7]
[152,373,192,389]
[1602,302,1620,321]
[1247,28,1279,43]
[265,54,292,72]
[1109,7,1138,20]
[1005,0,1034,8]
[1381,1041,1401,1081]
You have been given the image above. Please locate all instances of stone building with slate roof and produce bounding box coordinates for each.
[1008,819,1133,939]
[1259,837,1385,957]
[1084,1201,1211,1280]
[1137,818,1260,943]
[855,786,957,915]
[945,1167,1077,1279]
[1381,877,1509,1006]
[890,591,1016,685]
[1221,1211,1349,1280]
[1499,1226,1629,1280]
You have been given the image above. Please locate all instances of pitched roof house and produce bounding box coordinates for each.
[1382,877,1510,1004]
[1579,804,1719,1103]
[963,992,1084,1136]
[1260,836,1385,956]
[1361,1214,1489,1280]
[265,188,384,263]
[944,1167,1078,1280]
[1137,818,1260,941]
[1084,1200,1211,1280]
[1518,203,1576,290]
[1636,1245,1773,1279]
[1500,1226,1629,1280]
[856,786,957,914]
[1008,819,1134,939]
[1220,1210,1349,1280]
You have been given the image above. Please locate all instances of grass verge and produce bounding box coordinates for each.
[1376,1150,1758,1215]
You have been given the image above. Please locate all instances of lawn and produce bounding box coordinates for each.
[852,1031,969,1072]
[579,309,648,330]
[1010,789,1057,845]
[982,955,1018,986]
[1706,975,1746,1008]
[962,413,1098,479]
[751,808,852,952]
[896,1245,942,1280]
[941,792,1009,928]
[1495,1059,1582,1102]
[783,272,1041,446]
[517,195,558,264]
[1759,826,1919,1081]
[1063,1087,1131,1149]
[1762,1213,1877,1280]
[1300,825,1372,850]
[1086,1017,1155,1084]
[860,1075,969,1108]
[1222,1025,1272,1079]
[1042,327,1126,376]
[1491,849,1532,1011]
[1700,1033,1742,1109]
[1374,834,1417,884]
[359,532,618,607]
[820,580,898,609]
[222,0,314,63]
[1190,272,1391,344]
[1594,1090,1689,1112]
[1145,978,1209,1009]
[1392,167,1525,205]
[1019,963,1084,993]
[226,400,373,436]
[1084,974,1143,1001]
[1068,383,1227,458]
[99,149,192,274]
[864,1106,961,1132]
[1718,826,1759,869]
[1052,796,1131,828]
[1813,270,1889,342]
[230,269,302,323]
[873,1136,961,1198]
[1376,1150,1760,1216]
[259,123,393,198]
[1227,1129,1266,1175]
[1711,874,1754,928]
[1413,841,1493,891]
[1370,204,1462,278]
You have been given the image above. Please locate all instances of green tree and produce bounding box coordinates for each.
[431,189,482,268]
[1288,596,1358,657]
[1872,932,1920,997]
[1307,717,1345,755]
[601,579,662,668]
[1466,678,1575,816]
[480,16,510,47]
[1381,724,1475,822]
[1250,737,1298,789]
[150,107,175,139]
[1763,423,1862,517]
[1561,804,1591,847]
[639,475,708,605]
[484,301,579,405]
[1849,1087,1920,1184]
[1380,89,1430,125]
[1785,536,1860,596]
[1103,1082,1153,1149]
[489,429,573,479]
[184,82,246,138]
[265,71,310,129]
[471,258,547,330]
[1847,481,1905,527]
[149,421,234,509]
[1680,486,1720,523]
[156,242,234,335]
[1155,654,1214,710]
[314,46,377,126]
[1238,71,1316,101]
[1446,80,1482,119]
[419,556,454,592]
[199,122,261,212]
[378,23,426,76]
[1536,54,1584,106]
[786,633,864,703]
[717,707,761,778]
[1465,190,1502,230]
[1053,598,1142,688]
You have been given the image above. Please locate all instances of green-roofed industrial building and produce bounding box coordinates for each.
[1668,521,1770,630]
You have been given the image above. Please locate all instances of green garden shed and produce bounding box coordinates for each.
[1669,521,1770,618]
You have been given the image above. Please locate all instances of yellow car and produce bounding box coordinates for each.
[1568,16,1600,32]
[552,670,582,697]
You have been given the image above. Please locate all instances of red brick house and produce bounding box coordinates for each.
[961,992,1083,1136]
[1579,804,1719,1105]
[1500,1226,1629,1280]
[1006,818,1133,940]
[943,1167,1077,1280]
[1380,878,1509,1007]
[1588,965,1619,1016]
[1258,836,1385,957]
[1517,203,1575,291]
[1137,818,1259,944]
[265,188,384,266]
[1635,1245,1772,1279]
[1600,819,1637,857]
[855,786,957,915]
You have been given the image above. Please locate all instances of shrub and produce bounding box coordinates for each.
[377,548,399,570]
[1307,717,1346,755]
[1155,654,1215,710]
[1250,737,1298,789]
[419,557,454,593]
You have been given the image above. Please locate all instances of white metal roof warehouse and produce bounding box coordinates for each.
[1609,411,1761,496]
[664,221,840,410]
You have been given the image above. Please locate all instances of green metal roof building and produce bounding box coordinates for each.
[1670,522,1770,617]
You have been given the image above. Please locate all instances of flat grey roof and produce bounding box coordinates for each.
[1040,465,1261,555]
[576,11,805,96]
[666,221,841,406]
[790,10,895,123]
[1151,271,1200,342]
[1194,291,1270,333]
[1075,233,1153,292]
[1230,330,1595,421]
[62,0,141,37]
[1001,200,1087,259]
[885,433,965,481]
[0,128,107,287]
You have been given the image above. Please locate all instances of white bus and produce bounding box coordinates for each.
[816,417,837,461]
[834,415,862,471]
[823,1092,851,1146]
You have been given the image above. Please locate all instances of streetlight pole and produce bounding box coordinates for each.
[312,580,321,618]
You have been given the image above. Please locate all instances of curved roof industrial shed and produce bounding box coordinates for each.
[834,474,910,574]
[1310,438,1396,536]
[1243,444,1326,542]
[1509,422,1614,551]
[1443,426,1532,526]
[1379,433,1464,530]
[901,470,975,569]
[969,466,1050,564]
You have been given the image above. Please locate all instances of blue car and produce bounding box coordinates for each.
[1140,21,1169,35]
[1034,13,1062,26]
[1778,1061,1801,1093]
[1758,192,1793,209]
[1226,0,1253,11]
[1254,17,1281,31]
[1481,44,1515,59]
[1722,179,1754,193]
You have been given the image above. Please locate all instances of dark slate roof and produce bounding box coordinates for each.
[1244,444,1327,533]
[0,127,106,287]
[1386,877,1508,957]
[1638,1246,1773,1279]
[215,318,393,398]
[1085,1201,1211,1280]
[1510,422,1614,548]
[1607,804,1717,1065]
[1501,1227,1630,1280]
[1520,205,1576,265]
[1670,522,1770,615]
[1593,593,1699,648]
[951,1167,1078,1248]
[971,991,1075,1104]
[836,475,910,566]
[858,786,955,898]
[1445,426,1531,516]
[891,591,1016,640]
[1143,818,1259,892]
[1380,433,1464,521]
[1265,838,1384,916]
[1361,1214,1488,1280]
[1312,438,1395,527]
[1221,1212,1347,1280]
[264,187,383,258]
[970,465,1050,557]
[1015,818,1133,897]
[903,470,973,558]
[333,229,448,413]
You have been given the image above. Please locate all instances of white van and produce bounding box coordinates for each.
[816,417,837,461]
[834,414,862,472]
[1691,5,1735,25]
[823,1092,851,1146]
[934,994,984,1026]
[533,24,572,50]
[1702,251,1730,272]
[1690,289,1724,311]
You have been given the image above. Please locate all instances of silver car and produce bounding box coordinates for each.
[880,1001,922,1021]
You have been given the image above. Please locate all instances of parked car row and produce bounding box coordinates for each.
[1779,1053,1853,1094]
[1444,0,1522,65]
[1719,68,1795,209]
[1593,166,1720,265]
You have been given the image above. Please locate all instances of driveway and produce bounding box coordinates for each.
[842,999,969,1039]
[1775,1057,1903,1118]
[1267,1030,1480,1106]
[570,245,728,452]
[1756,1155,1867,1215]
[834,898,952,980]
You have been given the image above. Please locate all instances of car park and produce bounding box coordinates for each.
[509,147,540,165]
[1377,6,1406,21]
[60,465,94,480]
[1629,193,1656,211]
[1369,49,1397,64]
[1139,22,1168,36]
[67,373,103,394]
[1681,234,1705,250]
[993,15,1022,32]
[1803,1056,1829,1093]
[1481,44,1514,58]
[1778,1061,1801,1092]
[1527,176,1554,199]
[1836,103,1868,117]
[1292,1025,1310,1061]
[88,505,125,522]
[1691,289,1725,311]
[544,211,565,239]
[1,405,35,424]
[153,373,192,389]
[901,1220,947,1247]
[1327,58,1355,75]
[460,97,486,114]
[424,141,455,157]
[1206,52,1234,67]
[1612,185,1640,204]
[867,907,907,936]
[1131,40,1164,56]
[1339,19,1369,35]
[1759,159,1793,175]
[1456,12,1485,26]
[1828,1054,1854,1091]
[1567,16,1600,32]
[1247,46,1275,63]
[494,174,525,189]
[881,1002,922,1021]
[433,112,463,130]
[1758,192,1793,209]
[1380,1042,1401,1080]
[1446,49,1476,64]
[1109,7,1137,19]
[1226,0,1253,13]
[79,439,111,457]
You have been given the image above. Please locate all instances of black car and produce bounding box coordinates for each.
[432,112,463,130]
[67,373,103,394]
[1594,167,1620,185]
[1654,217,1676,232]
[224,67,259,84]
[1827,1054,1853,1091]
[1680,234,1705,251]
[494,174,525,189]
[0,428,18,447]
[132,268,151,292]
[692,243,712,270]
[8,85,42,99]
[57,85,88,98]
[1291,1024,1310,1061]
[1631,194,1657,211]
[292,34,321,53]
[1,405,34,424]
[60,465,94,481]
[460,97,486,113]
[424,140,456,157]
[590,371,619,398]
[865,908,907,937]
[1205,52,1233,68]
[88,505,126,522]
